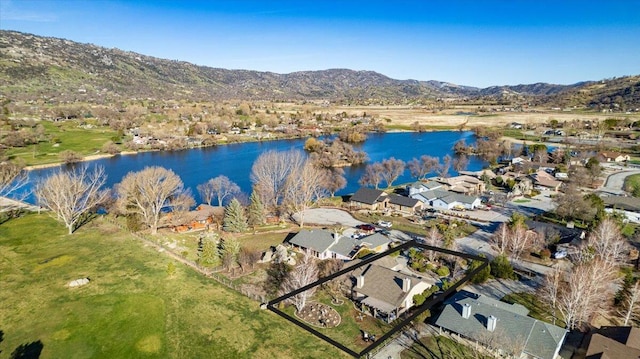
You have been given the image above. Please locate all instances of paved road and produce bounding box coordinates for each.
[601,165,640,195]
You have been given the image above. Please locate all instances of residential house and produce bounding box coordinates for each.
[350,188,388,211]
[387,194,423,213]
[407,180,444,197]
[599,151,631,163]
[459,169,497,181]
[580,326,640,359]
[434,175,486,194]
[602,196,640,223]
[530,170,562,192]
[162,204,223,232]
[288,229,391,261]
[411,188,481,211]
[352,264,436,323]
[434,290,567,359]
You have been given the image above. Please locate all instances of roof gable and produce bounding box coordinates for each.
[351,188,386,205]
[435,291,566,359]
[288,229,336,253]
[353,264,435,310]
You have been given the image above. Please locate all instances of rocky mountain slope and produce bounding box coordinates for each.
[1,30,638,110]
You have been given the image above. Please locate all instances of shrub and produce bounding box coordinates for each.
[60,150,83,164]
[166,262,176,276]
[540,248,551,260]
[490,254,516,280]
[468,255,490,284]
[435,266,450,277]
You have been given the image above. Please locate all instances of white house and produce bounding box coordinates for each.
[288,229,391,261]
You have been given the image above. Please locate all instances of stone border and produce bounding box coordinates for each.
[293,301,342,328]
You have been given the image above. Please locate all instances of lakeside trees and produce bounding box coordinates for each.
[197,175,241,206]
[35,165,108,234]
[250,149,305,213]
[115,166,193,234]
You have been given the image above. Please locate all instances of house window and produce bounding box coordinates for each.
[332,252,337,259]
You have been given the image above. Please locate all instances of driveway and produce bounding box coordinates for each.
[295,208,364,227]
[296,208,414,243]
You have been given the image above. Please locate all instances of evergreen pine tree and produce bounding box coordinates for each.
[223,198,248,232]
[198,235,221,266]
[247,190,265,227]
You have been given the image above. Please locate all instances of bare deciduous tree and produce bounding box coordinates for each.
[539,267,562,325]
[284,160,328,227]
[116,166,193,234]
[197,175,241,206]
[407,155,439,179]
[423,226,443,262]
[620,281,640,326]
[0,160,29,208]
[557,259,617,330]
[359,162,384,189]
[380,157,405,188]
[453,155,469,173]
[35,166,108,234]
[321,167,346,197]
[490,223,510,255]
[436,155,452,178]
[281,251,318,312]
[250,149,304,213]
[587,218,628,266]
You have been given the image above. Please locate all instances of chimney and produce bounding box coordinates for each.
[356,274,364,289]
[462,303,471,319]
[402,277,411,292]
[487,315,497,332]
[333,231,340,244]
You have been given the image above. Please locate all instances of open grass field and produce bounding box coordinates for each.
[6,120,119,166]
[0,214,346,358]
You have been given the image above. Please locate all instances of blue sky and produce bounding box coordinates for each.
[1,0,638,88]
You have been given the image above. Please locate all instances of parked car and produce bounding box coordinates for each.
[553,250,568,259]
[377,220,392,228]
[358,224,376,232]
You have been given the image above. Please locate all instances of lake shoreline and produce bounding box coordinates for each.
[23,129,427,171]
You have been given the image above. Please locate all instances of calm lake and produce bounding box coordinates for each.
[25,131,486,204]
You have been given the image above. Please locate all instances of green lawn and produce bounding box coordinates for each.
[501,292,565,328]
[401,335,492,359]
[6,120,119,166]
[0,214,346,358]
[624,173,640,197]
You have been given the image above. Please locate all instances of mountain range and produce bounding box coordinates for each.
[1,30,638,109]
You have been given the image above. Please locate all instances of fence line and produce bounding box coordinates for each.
[100,216,264,303]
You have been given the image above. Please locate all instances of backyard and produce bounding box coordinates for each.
[0,214,345,358]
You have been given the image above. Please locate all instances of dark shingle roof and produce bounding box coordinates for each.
[388,194,420,207]
[434,291,566,359]
[603,196,640,212]
[353,264,435,311]
[351,188,386,205]
[288,229,336,253]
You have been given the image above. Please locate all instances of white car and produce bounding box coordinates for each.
[553,250,568,259]
[377,220,392,228]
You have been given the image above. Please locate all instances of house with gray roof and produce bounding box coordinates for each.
[408,180,444,196]
[352,264,436,323]
[288,229,391,261]
[387,194,423,213]
[350,188,388,210]
[434,290,567,359]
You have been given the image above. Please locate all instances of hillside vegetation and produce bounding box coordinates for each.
[1,30,639,111]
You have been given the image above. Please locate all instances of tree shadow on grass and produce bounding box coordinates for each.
[11,340,44,359]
